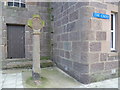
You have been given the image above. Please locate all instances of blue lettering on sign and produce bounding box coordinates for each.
[93,13,110,19]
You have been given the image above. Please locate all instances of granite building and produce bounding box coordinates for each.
[51,1,120,84]
[0,1,119,84]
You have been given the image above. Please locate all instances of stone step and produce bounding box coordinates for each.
[2,59,54,69]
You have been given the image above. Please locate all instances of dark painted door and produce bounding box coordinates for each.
[7,25,25,58]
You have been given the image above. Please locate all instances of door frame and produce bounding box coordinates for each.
[6,24,26,59]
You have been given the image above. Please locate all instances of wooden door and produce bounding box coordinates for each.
[7,24,25,58]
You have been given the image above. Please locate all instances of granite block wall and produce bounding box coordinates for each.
[1,1,119,84]
[0,1,3,69]
[51,2,119,84]
[2,2,50,59]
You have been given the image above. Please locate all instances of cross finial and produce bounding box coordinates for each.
[27,15,45,30]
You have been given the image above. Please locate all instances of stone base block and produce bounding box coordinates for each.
[32,71,40,80]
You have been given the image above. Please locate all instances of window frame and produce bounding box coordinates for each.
[7,0,26,8]
[111,13,116,51]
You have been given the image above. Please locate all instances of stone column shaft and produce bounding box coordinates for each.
[27,15,45,81]
[32,33,41,80]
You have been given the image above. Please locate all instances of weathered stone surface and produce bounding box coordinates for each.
[53,43,57,48]
[71,41,81,61]
[55,7,62,16]
[57,35,61,41]
[63,9,68,17]
[25,33,32,46]
[60,5,63,13]
[2,30,7,37]
[68,2,76,7]
[71,52,80,62]
[81,42,89,52]
[79,6,95,19]
[69,10,78,22]
[90,63,104,73]
[79,74,90,84]
[101,41,110,52]
[81,31,95,40]
[90,42,101,52]
[28,45,33,51]
[40,52,50,57]
[51,2,119,84]
[26,52,32,59]
[72,41,89,53]
[42,27,50,32]
[32,17,43,30]
[67,22,76,32]
[57,13,62,20]
[72,41,88,52]
[108,56,118,61]
[100,53,108,61]
[59,50,64,57]
[32,34,41,77]
[61,58,73,70]
[62,16,68,25]
[96,32,106,40]
[96,8,106,14]
[27,2,37,5]
[75,2,89,10]
[57,42,63,49]
[69,32,80,41]
[79,19,91,31]
[89,53,99,63]
[68,5,75,15]
[32,71,40,80]
[61,33,69,41]
[81,53,99,64]
[0,1,2,66]
[63,42,72,51]
[73,62,89,73]
[63,2,69,11]
[90,2,107,9]
[72,42,81,53]
[3,4,50,59]
[80,53,88,63]
[62,25,67,33]
[105,61,118,70]
[55,20,61,27]
[65,51,70,59]
[2,38,7,45]
[91,19,102,31]
[37,2,49,7]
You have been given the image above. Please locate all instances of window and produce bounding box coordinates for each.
[8,0,26,8]
[111,13,116,50]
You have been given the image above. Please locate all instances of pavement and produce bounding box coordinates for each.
[0,69,119,89]
[77,78,119,88]
[1,72,24,88]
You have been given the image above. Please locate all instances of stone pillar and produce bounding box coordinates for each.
[32,30,41,80]
[27,15,45,82]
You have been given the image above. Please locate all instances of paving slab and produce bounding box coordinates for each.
[75,77,119,88]
[2,72,24,88]
[1,68,119,88]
